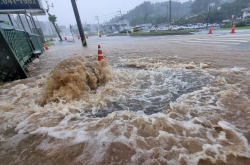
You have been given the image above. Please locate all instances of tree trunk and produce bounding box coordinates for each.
[52,22,62,41]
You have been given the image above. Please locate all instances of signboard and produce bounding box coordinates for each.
[0,0,42,10]
[209,2,215,7]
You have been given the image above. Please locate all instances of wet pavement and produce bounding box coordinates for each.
[1,30,250,165]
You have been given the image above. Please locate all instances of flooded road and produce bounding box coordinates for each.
[1,33,250,165]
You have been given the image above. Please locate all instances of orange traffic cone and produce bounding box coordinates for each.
[44,43,49,50]
[98,45,104,61]
[231,25,235,33]
[208,26,213,34]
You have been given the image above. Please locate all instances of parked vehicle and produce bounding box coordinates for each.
[220,23,226,28]
[119,29,130,33]
[178,26,188,30]
[171,25,180,30]
[149,26,157,32]
[157,27,169,31]
[196,23,205,29]
[207,24,213,27]
[130,26,141,32]
[187,24,195,29]
[212,23,220,27]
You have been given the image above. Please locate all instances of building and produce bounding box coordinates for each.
[102,19,130,33]
[241,7,250,22]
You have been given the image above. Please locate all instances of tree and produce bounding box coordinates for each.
[45,1,62,41]
[122,1,192,26]
[190,0,221,14]
[48,14,62,41]
[220,0,249,20]
[48,14,57,22]
[209,10,224,23]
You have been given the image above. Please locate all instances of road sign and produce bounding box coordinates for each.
[209,2,215,7]
[0,0,42,10]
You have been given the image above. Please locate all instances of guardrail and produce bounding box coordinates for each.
[0,23,44,82]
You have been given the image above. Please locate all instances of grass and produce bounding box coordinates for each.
[45,41,55,46]
[107,30,199,36]
[220,25,250,30]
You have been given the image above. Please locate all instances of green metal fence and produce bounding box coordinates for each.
[0,23,44,82]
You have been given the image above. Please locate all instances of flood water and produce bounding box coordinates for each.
[0,34,250,165]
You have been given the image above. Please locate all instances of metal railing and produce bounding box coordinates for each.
[0,23,44,82]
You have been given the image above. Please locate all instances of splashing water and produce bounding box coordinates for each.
[38,56,112,105]
[0,55,250,165]
[94,68,214,117]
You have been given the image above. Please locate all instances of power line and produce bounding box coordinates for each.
[98,14,119,20]
[98,12,118,18]
[97,10,129,19]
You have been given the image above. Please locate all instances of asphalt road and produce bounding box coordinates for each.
[32,29,250,78]
[54,29,250,50]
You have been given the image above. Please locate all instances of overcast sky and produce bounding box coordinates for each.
[39,0,188,26]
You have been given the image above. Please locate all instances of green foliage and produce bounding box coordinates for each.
[236,21,247,27]
[47,14,62,41]
[220,0,249,19]
[110,0,250,26]
[130,14,167,26]
[48,14,57,23]
[221,25,250,29]
[186,0,250,24]
[114,1,193,26]
[223,24,232,28]
[45,41,55,46]
[208,10,224,23]
[175,13,208,25]
[190,0,221,14]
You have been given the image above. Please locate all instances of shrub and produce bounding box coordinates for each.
[235,21,247,27]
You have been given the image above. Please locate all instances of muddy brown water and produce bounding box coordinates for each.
[0,34,250,165]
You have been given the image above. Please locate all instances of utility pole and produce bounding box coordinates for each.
[117,9,125,30]
[71,0,87,46]
[169,0,172,25]
[95,16,100,36]
[95,16,100,30]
